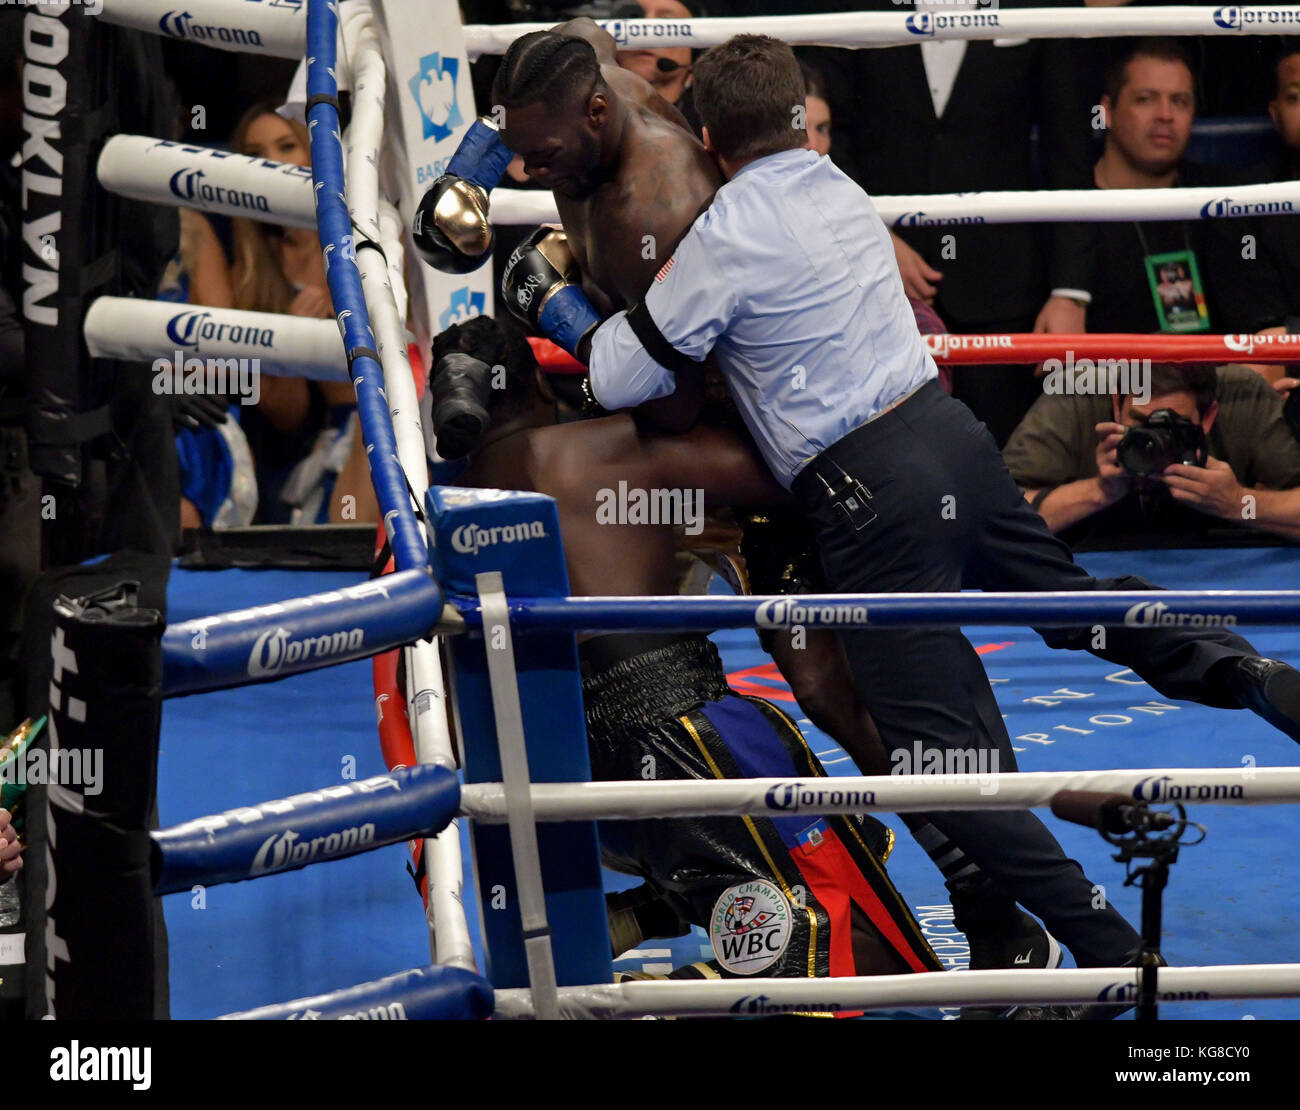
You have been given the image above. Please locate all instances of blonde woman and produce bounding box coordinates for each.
[182,104,360,524]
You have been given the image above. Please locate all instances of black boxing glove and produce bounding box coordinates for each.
[501,227,601,359]
[412,117,513,275]
[431,351,493,460]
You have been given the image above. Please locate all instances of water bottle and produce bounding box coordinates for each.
[0,873,22,1018]
[0,876,17,927]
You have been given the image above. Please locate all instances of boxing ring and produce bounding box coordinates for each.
[20,1,1300,1019]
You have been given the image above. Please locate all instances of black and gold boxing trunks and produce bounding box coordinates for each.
[738,508,828,654]
[579,632,941,979]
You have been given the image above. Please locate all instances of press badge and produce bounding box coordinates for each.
[1145,249,1210,333]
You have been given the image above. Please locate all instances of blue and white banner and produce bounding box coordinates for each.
[373,0,493,357]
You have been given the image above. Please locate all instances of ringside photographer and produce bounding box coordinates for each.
[1005,363,1300,546]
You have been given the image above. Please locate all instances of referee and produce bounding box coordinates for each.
[586,34,1300,980]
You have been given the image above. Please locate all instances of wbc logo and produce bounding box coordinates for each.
[710,880,792,974]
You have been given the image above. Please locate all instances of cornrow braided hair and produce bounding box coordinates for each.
[492,31,600,109]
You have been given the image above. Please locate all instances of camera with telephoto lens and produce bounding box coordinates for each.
[1116,408,1207,477]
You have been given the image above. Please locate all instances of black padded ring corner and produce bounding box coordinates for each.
[305,93,342,114]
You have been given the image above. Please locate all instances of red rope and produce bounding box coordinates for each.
[527,332,1300,371]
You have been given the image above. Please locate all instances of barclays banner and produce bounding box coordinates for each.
[373,0,493,358]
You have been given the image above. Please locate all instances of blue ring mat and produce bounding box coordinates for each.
[159,546,1300,1019]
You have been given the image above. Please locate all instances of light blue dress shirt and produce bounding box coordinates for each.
[588,146,939,488]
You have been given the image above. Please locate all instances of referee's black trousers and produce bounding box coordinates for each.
[791,380,1257,967]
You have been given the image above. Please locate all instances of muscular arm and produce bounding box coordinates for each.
[598,134,717,305]
[640,422,786,507]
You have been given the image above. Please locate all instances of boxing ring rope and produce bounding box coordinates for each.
[84,297,352,381]
[93,131,1300,235]
[919,332,1300,366]
[495,963,1300,1019]
[463,7,1300,58]
[442,589,1300,636]
[336,1,475,973]
[93,2,1300,61]
[532,333,1300,374]
[460,767,1300,824]
[489,179,1300,230]
[52,0,1300,1020]
[97,134,317,228]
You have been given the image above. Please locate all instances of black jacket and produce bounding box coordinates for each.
[803,0,1098,325]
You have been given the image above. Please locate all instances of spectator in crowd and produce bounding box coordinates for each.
[800,59,832,157]
[616,0,696,109]
[1003,361,1300,547]
[1204,38,1300,386]
[1082,0,1276,117]
[180,103,362,525]
[1087,38,1243,338]
[796,58,955,393]
[808,0,1099,445]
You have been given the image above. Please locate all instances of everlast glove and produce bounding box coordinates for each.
[501,227,600,360]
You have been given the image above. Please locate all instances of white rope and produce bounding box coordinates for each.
[464,7,1300,58]
[98,0,310,59]
[494,962,1300,1019]
[338,1,476,974]
[460,765,1300,823]
[97,1,1300,62]
[97,135,317,228]
[84,297,350,382]
[490,179,1300,229]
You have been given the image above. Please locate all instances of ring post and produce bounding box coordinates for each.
[428,487,612,995]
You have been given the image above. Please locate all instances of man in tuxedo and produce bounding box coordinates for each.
[800,0,1098,445]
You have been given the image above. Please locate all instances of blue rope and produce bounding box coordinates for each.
[305,0,427,574]
[446,589,1300,632]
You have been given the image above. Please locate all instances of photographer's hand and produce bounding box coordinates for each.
[0,807,22,882]
[1158,458,1244,520]
[1094,421,1131,505]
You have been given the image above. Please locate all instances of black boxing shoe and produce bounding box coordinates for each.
[1225,657,1300,745]
[1013,951,1170,1021]
[951,882,1062,1020]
